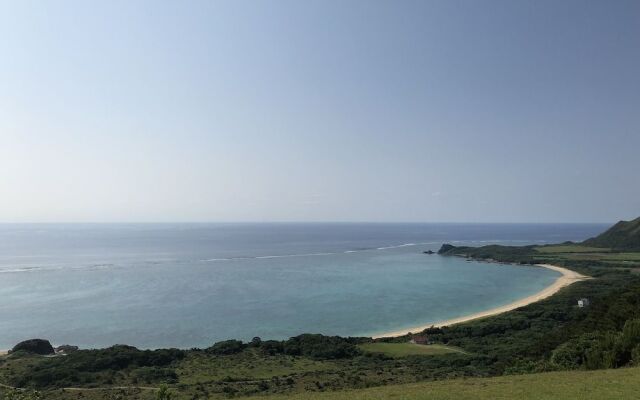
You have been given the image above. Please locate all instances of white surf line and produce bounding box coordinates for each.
[201,242,440,262]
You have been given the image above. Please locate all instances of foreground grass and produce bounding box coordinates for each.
[251,367,640,400]
[4,366,639,400]
[358,343,465,357]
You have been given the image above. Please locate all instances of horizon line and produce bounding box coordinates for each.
[0,220,614,225]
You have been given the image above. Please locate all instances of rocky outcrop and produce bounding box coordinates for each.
[11,339,55,355]
[437,244,456,254]
[55,345,79,354]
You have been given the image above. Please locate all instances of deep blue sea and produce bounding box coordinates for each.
[0,223,606,349]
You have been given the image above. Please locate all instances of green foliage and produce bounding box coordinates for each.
[631,344,640,366]
[133,366,178,384]
[202,334,362,359]
[437,244,539,264]
[551,333,602,370]
[535,245,611,253]
[584,331,619,370]
[583,217,640,250]
[547,318,640,370]
[206,340,245,355]
[258,340,284,355]
[568,320,640,370]
[156,384,173,400]
[619,318,640,352]
[1,389,41,400]
[281,334,361,359]
[9,345,185,389]
[174,348,335,385]
[358,343,465,357]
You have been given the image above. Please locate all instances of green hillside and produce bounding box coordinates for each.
[583,217,640,250]
[249,367,640,400]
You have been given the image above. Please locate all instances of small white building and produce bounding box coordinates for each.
[578,298,590,308]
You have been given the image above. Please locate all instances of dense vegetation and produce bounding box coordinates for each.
[357,343,465,357]
[7,346,186,389]
[2,218,640,399]
[411,277,640,373]
[205,334,365,359]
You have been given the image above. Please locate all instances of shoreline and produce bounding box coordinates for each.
[0,264,590,349]
[372,263,589,339]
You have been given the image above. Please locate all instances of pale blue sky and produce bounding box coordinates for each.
[1,0,638,223]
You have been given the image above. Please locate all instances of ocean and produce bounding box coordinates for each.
[0,222,606,349]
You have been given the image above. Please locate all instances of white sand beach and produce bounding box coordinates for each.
[373,264,589,338]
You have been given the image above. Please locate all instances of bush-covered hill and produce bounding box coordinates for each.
[583,217,640,250]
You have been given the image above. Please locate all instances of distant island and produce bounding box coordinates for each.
[1,217,640,399]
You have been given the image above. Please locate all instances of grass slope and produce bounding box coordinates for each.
[252,367,640,400]
[175,350,336,384]
[358,343,466,357]
[583,217,640,250]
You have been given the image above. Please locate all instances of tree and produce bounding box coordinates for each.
[550,333,601,370]
[156,384,173,400]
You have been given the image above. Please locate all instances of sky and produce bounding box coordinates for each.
[0,0,638,223]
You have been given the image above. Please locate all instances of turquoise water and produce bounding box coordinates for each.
[0,223,605,349]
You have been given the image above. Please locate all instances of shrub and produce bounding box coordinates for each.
[584,331,620,370]
[631,344,640,366]
[206,340,245,355]
[133,367,178,384]
[283,334,361,359]
[259,340,284,355]
[550,333,602,370]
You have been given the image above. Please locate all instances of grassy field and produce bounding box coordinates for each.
[249,367,640,400]
[358,343,466,357]
[175,350,337,384]
[534,245,640,266]
[535,245,611,253]
[4,365,638,400]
